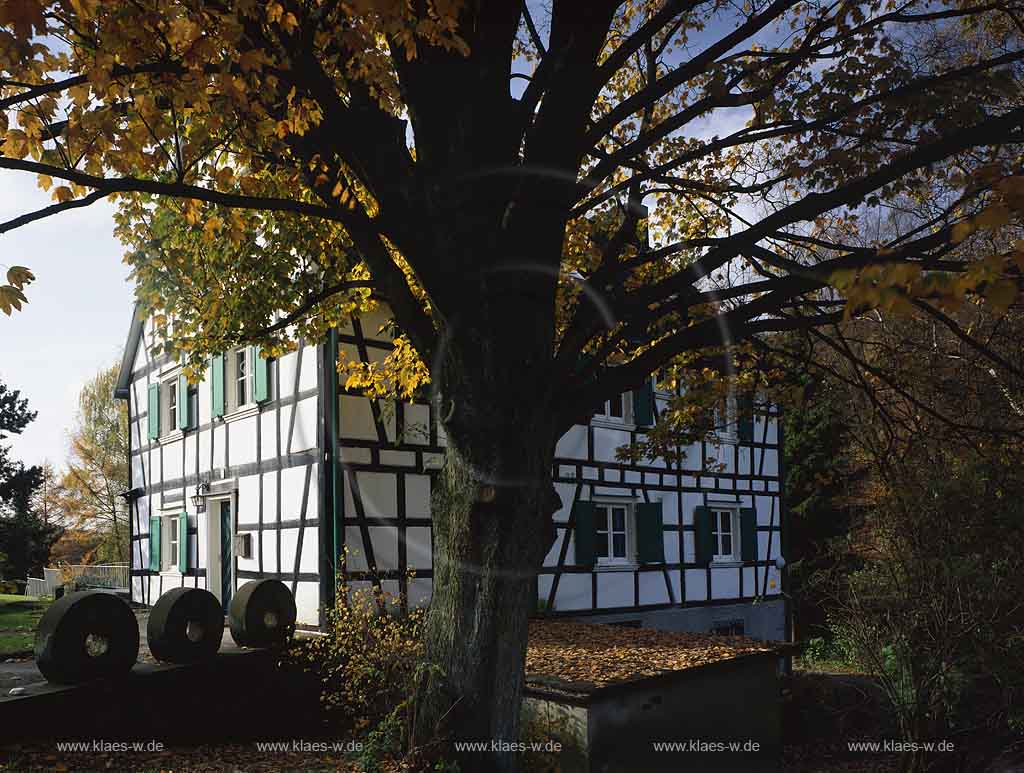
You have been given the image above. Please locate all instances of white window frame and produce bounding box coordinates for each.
[184,381,199,431]
[711,392,738,444]
[161,511,181,575]
[710,504,741,564]
[591,498,638,569]
[160,373,183,440]
[225,346,256,415]
[592,391,634,428]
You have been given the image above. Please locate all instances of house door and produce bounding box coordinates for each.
[218,499,233,612]
[208,497,234,612]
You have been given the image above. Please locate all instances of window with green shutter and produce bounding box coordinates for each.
[632,378,655,428]
[147,383,159,440]
[253,346,270,402]
[694,506,715,565]
[178,512,189,572]
[636,501,665,564]
[210,353,225,418]
[177,373,190,430]
[149,515,160,571]
[572,501,597,567]
[740,508,757,562]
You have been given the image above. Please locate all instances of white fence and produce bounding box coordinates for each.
[25,564,129,597]
[25,568,62,598]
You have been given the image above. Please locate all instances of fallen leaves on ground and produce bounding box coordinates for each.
[525,620,777,694]
[0,742,367,773]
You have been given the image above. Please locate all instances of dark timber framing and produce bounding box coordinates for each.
[121,307,784,631]
[123,322,323,616]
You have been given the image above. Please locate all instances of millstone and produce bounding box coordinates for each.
[34,591,139,684]
[146,587,224,664]
[228,579,296,648]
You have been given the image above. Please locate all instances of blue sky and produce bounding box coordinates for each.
[0,172,133,469]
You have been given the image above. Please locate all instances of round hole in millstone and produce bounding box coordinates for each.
[263,611,279,630]
[185,620,205,643]
[84,633,109,658]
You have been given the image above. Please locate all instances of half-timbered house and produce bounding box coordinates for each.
[115,304,787,640]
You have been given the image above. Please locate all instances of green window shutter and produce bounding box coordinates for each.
[572,501,597,567]
[632,378,655,428]
[177,373,189,430]
[149,516,160,571]
[636,501,665,564]
[737,393,754,443]
[147,383,159,440]
[210,353,225,418]
[694,506,714,566]
[253,346,270,403]
[740,508,757,563]
[178,512,189,573]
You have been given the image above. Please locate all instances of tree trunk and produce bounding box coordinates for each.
[411,444,557,771]
[409,317,560,771]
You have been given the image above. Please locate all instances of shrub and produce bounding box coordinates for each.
[822,457,1024,772]
[286,555,431,770]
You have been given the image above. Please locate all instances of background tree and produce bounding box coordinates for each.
[0,378,36,506]
[3,2,1024,766]
[0,379,61,580]
[781,372,863,644]
[53,364,130,564]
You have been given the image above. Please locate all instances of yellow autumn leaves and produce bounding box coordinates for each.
[0,264,34,316]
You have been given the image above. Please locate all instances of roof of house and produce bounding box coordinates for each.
[114,301,144,400]
[525,620,781,700]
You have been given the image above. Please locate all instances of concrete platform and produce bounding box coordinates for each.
[0,608,250,700]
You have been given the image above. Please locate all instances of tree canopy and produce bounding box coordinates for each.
[2,0,1021,417]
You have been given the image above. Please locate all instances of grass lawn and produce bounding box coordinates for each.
[0,594,50,658]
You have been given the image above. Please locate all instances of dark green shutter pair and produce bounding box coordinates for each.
[693,506,757,565]
[573,499,665,566]
[209,347,269,417]
[148,513,188,572]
